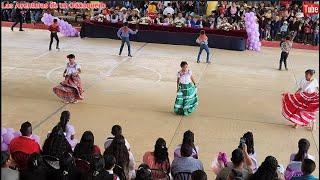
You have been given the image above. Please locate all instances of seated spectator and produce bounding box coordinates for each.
[216,13,225,29]
[104,154,120,180]
[42,125,72,159]
[174,12,186,27]
[186,15,196,27]
[110,11,119,23]
[48,152,80,180]
[147,2,157,14]
[9,121,41,155]
[1,151,19,180]
[104,135,135,179]
[74,131,101,163]
[163,13,174,26]
[171,143,204,177]
[88,154,106,180]
[174,130,199,159]
[195,16,205,28]
[143,138,170,179]
[285,139,315,179]
[135,164,152,180]
[185,1,195,16]
[127,9,140,23]
[192,170,207,180]
[215,148,252,180]
[281,21,289,38]
[242,132,258,172]
[248,156,283,180]
[55,110,77,149]
[118,7,128,23]
[104,125,130,151]
[292,159,318,180]
[163,3,174,16]
[303,21,312,44]
[219,17,233,31]
[20,153,47,180]
[290,139,315,162]
[313,20,319,46]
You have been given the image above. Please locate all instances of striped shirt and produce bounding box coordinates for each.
[281,41,292,53]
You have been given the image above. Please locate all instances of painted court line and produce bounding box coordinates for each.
[34,42,148,131]
[105,43,148,77]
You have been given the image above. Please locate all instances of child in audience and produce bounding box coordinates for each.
[135,164,152,180]
[20,153,47,180]
[104,154,120,180]
[291,159,318,180]
[143,138,170,179]
[1,151,19,180]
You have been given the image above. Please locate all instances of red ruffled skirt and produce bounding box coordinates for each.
[53,75,84,102]
[282,92,319,126]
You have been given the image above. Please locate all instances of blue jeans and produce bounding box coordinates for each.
[197,44,210,62]
[313,33,319,46]
[119,37,131,55]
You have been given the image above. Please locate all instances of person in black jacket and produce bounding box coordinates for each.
[42,125,73,160]
[20,153,47,180]
[11,5,24,31]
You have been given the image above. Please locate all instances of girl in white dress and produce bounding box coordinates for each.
[53,54,84,104]
[174,61,198,115]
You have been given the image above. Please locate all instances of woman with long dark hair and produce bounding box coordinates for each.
[56,110,77,149]
[248,156,281,180]
[243,132,258,173]
[42,125,72,159]
[174,130,199,159]
[74,131,101,163]
[104,135,135,180]
[285,139,315,179]
[143,138,170,179]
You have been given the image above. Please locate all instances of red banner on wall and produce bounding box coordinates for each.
[303,3,319,15]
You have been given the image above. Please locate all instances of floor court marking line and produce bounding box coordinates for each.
[46,64,105,85]
[105,43,148,77]
[102,64,162,92]
[34,43,148,131]
[33,104,68,130]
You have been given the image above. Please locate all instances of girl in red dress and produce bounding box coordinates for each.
[282,69,319,130]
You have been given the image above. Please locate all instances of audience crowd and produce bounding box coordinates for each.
[1,110,318,180]
[1,1,319,46]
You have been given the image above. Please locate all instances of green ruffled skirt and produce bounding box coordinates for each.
[174,83,198,115]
